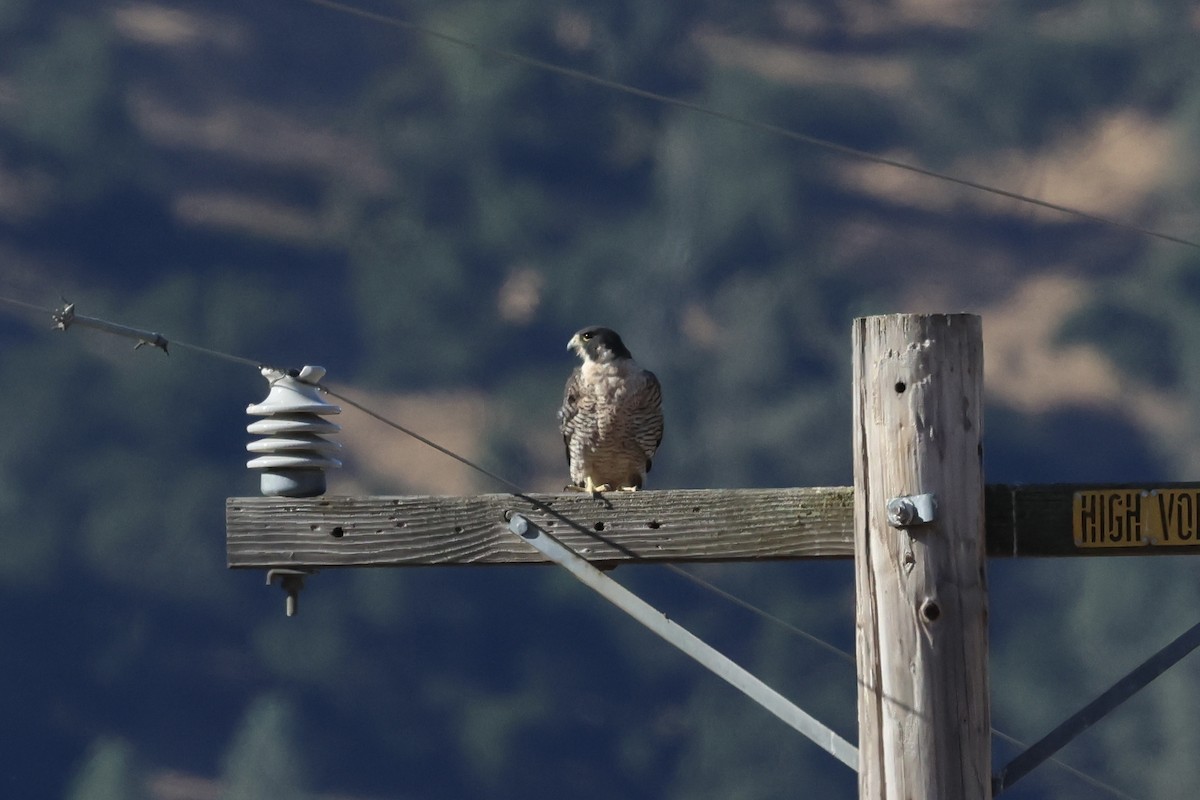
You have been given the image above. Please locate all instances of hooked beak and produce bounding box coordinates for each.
[567,333,583,352]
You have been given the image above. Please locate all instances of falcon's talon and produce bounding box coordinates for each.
[582,476,610,496]
[618,485,639,492]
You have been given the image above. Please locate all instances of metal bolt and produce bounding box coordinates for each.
[887,498,917,527]
[507,513,530,537]
[886,493,937,528]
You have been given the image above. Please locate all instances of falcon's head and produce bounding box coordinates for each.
[568,326,633,364]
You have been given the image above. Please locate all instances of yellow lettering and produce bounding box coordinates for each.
[1161,491,1199,543]
[1071,489,1200,548]
[1126,492,1142,542]
[1078,493,1100,544]
[1158,491,1175,541]
[1094,491,1141,545]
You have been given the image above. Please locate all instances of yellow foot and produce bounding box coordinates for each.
[583,476,611,496]
[618,485,640,492]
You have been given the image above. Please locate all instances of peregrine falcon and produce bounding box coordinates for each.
[559,326,663,494]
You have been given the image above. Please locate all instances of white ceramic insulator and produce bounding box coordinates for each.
[246,366,342,497]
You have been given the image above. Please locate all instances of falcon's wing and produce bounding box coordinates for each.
[636,369,664,471]
[558,366,583,465]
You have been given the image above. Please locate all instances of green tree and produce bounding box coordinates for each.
[219,694,312,800]
[64,737,147,800]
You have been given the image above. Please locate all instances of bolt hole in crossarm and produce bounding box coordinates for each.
[920,600,941,622]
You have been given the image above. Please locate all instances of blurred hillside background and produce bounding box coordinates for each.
[1,0,1199,798]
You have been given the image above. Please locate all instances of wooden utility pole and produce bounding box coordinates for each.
[852,314,990,799]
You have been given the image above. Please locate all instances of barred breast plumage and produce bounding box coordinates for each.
[559,326,663,494]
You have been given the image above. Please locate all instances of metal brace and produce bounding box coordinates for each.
[886,492,937,528]
[265,568,315,617]
[502,512,860,770]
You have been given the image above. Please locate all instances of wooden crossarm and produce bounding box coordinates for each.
[226,483,1200,569]
[226,487,854,568]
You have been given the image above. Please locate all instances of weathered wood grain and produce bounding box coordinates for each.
[226,487,856,568]
[227,483,1200,569]
[853,313,990,799]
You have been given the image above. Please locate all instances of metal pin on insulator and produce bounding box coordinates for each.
[247,365,342,497]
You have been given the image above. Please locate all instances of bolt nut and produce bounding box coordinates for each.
[886,493,937,528]
[887,498,917,527]
[507,513,530,537]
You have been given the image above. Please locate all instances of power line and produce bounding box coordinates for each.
[303,0,1200,251]
[7,299,863,669]
[317,383,529,495]
[0,293,1151,799]
[0,296,270,369]
[322,378,858,664]
[0,295,55,316]
[335,393,1143,799]
[321,367,1146,800]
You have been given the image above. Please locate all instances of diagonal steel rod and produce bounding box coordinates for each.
[506,513,859,770]
[994,618,1200,795]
